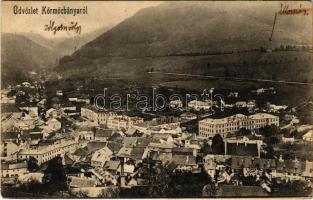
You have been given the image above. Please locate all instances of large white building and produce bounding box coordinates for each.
[107,116,144,130]
[199,113,279,138]
[81,106,117,125]
[18,139,77,165]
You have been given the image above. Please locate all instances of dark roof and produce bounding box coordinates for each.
[133,131,144,137]
[226,142,258,157]
[216,185,269,197]
[172,147,193,155]
[29,132,43,140]
[104,160,120,171]
[130,147,146,160]
[95,128,113,138]
[64,154,75,166]
[73,147,89,157]
[107,141,123,154]
[107,132,123,142]
[86,141,107,153]
[1,104,20,113]
[1,131,20,141]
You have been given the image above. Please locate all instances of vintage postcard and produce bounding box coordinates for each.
[1,0,313,198]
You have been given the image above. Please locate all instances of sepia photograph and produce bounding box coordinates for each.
[1,0,313,198]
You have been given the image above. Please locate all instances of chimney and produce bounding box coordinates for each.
[279,155,284,162]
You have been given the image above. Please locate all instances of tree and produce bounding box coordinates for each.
[264,136,280,145]
[27,156,39,172]
[201,140,212,155]
[259,125,278,137]
[43,156,68,192]
[237,128,251,136]
[211,134,225,155]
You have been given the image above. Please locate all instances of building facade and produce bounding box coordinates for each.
[18,139,77,165]
[199,113,279,138]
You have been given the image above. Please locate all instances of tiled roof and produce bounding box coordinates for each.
[104,160,120,171]
[86,141,107,153]
[107,141,123,154]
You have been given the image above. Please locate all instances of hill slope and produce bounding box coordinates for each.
[55,2,312,81]
[1,33,60,85]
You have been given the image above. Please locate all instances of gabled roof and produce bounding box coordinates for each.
[106,141,123,154]
[73,147,89,157]
[86,141,107,153]
[104,160,120,171]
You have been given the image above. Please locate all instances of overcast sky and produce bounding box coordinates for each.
[2,1,162,38]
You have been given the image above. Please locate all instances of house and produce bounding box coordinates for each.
[169,100,183,109]
[235,101,247,108]
[45,118,61,132]
[116,146,148,165]
[203,155,217,178]
[2,112,36,132]
[81,106,117,125]
[1,160,28,178]
[104,160,120,174]
[150,149,172,164]
[46,108,59,118]
[269,104,288,112]
[247,100,256,109]
[1,132,23,160]
[180,112,197,121]
[231,156,276,177]
[18,139,77,165]
[107,115,144,130]
[19,105,38,117]
[225,137,262,158]
[188,100,211,111]
[56,90,63,96]
[281,136,295,144]
[86,141,108,153]
[73,131,94,141]
[94,128,113,141]
[172,155,198,172]
[302,160,313,178]
[274,157,306,181]
[91,147,113,168]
